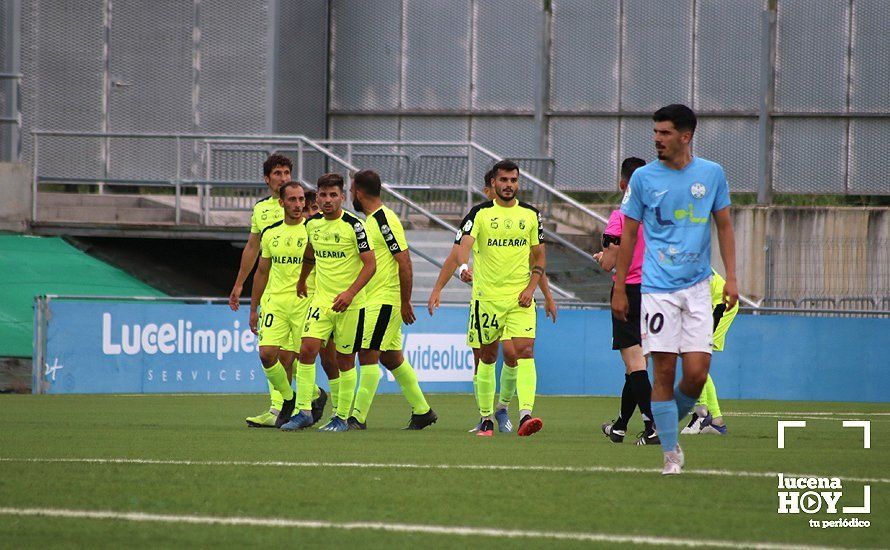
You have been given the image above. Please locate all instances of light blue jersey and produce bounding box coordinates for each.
[620,157,730,293]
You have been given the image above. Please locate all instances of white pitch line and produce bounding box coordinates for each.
[726,411,890,417]
[0,507,833,550]
[2,457,888,485]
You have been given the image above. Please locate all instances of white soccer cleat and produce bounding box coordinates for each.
[681,414,705,435]
[662,449,683,475]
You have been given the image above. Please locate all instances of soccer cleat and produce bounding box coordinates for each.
[404,409,438,430]
[468,419,485,433]
[318,416,349,432]
[275,395,297,428]
[662,451,683,475]
[347,416,367,431]
[280,410,314,431]
[681,413,706,435]
[310,389,328,426]
[517,415,543,437]
[476,418,494,437]
[601,421,626,443]
[245,410,277,428]
[494,408,513,433]
[700,415,728,435]
[635,429,661,446]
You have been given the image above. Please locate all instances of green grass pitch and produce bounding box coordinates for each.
[0,393,886,548]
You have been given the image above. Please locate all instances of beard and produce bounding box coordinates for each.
[352,198,364,213]
[495,188,514,201]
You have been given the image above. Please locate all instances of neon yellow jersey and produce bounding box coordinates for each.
[250,195,284,234]
[363,205,408,306]
[461,200,543,301]
[305,209,373,310]
[259,219,309,296]
[710,269,738,312]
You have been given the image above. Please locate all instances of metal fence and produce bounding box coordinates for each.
[327,0,890,197]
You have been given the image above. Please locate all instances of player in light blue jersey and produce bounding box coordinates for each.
[612,104,738,475]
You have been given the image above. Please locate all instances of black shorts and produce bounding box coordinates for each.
[611,283,641,350]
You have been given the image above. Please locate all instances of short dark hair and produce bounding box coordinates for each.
[316,172,344,191]
[353,169,382,197]
[263,154,293,177]
[483,167,496,188]
[620,157,646,181]
[491,159,520,176]
[279,181,305,198]
[653,104,697,135]
[304,189,317,205]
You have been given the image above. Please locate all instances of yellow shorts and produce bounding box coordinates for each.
[712,302,738,352]
[467,298,537,347]
[302,297,364,354]
[361,302,403,352]
[257,292,310,352]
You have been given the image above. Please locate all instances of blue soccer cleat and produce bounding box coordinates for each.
[494,408,513,433]
[700,414,728,435]
[318,416,348,432]
[280,410,314,431]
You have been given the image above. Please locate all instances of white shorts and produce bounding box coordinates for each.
[641,277,713,355]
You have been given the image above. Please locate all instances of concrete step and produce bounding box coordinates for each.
[39,192,149,208]
[37,205,181,224]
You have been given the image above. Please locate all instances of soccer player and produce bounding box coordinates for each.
[681,268,738,435]
[228,154,323,428]
[248,181,327,427]
[595,157,659,446]
[453,159,546,437]
[280,173,376,432]
[428,167,557,434]
[612,104,738,475]
[347,169,438,430]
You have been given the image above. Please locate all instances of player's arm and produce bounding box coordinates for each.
[297,242,315,298]
[229,231,261,311]
[427,244,461,316]
[455,234,475,282]
[519,243,545,307]
[596,235,621,271]
[249,256,271,334]
[713,207,738,310]
[332,250,376,312]
[538,273,557,322]
[611,217,640,322]
[393,250,416,324]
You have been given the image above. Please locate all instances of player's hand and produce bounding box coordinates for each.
[427,290,440,316]
[402,302,416,325]
[459,268,473,283]
[249,309,259,335]
[332,290,355,312]
[297,279,308,298]
[518,287,534,308]
[611,287,629,321]
[545,299,558,322]
[228,284,242,311]
[723,277,739,311]
[593,251,604,264]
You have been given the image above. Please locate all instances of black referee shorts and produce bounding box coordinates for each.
[611,283,642,350]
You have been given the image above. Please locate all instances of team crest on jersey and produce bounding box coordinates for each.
[490,217,499,229]
[334,233,341,243]
[691,182,706,199]
[505,219,513,229]
[519,219,526,230]
[285,236,293,247]
[297,238,304,248]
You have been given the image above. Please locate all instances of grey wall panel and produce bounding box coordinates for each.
[695,0,761,111]
[694,118,758,193]
[773,119,846,194]
[473,0,539,111]
[619,117,655,168]
[330,116,400,141]
[107,0,193,132]
[471,117,539,159]
[775,0,848,112]
[550,0,619,112]
[400,116,468,157]
[404,0,471,110]
[329,0,401,110]
[622,0,693,110]
[549,117,618,191]
[201,0,268,133]
[848,120,890,195]
[850,0,890,112]
[276,0,327,137]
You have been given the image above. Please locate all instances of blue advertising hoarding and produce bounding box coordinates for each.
[35,299,890,402]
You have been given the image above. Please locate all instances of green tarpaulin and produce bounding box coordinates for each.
[0,235,165,357]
